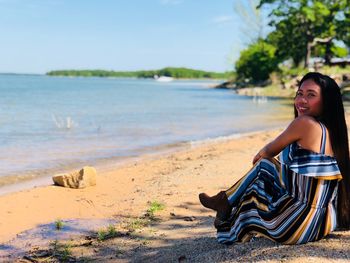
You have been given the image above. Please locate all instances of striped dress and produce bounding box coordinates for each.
[216,123,342,244]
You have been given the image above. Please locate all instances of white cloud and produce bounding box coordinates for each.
[212,15,233,25]
[160,0,183,5]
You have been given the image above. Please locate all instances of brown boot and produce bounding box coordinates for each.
[199,191,231,221]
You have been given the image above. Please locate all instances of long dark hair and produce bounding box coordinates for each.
[295,72,350,229]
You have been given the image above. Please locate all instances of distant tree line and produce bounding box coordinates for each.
[47,67,232,79]
[235,0,350,82]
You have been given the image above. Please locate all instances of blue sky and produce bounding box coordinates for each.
[0,0,268,74]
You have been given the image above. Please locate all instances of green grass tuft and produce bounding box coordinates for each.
[126,218,150,232]
[97,224,118,241]
[55,219,64,230]
[50,240,72,262]
[146,201,165,216]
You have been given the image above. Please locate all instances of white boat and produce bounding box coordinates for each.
[154,75,174,82]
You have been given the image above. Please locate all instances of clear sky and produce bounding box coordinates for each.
[0,0,268,74]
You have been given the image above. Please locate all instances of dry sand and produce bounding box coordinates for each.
[0,127,350,262]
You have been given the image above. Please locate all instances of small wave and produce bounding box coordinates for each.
[188,128,280,147]
[189,133,243,147]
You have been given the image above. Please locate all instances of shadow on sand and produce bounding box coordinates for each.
[1,201,350,262]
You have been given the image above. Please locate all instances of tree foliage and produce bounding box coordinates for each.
[266,17,307,66]
[337,1,350,48]
[258,0,350,67]
[235,40,278,82]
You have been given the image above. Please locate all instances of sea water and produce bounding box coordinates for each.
[0,74,293,187]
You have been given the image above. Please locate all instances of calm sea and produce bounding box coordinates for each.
[0,74,293,187]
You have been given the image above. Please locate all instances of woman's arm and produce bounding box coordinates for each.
[252,116,316,164]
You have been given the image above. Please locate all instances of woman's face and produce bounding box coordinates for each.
[294,79,323,117]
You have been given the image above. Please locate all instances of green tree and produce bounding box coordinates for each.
[337,2,350,48]
[266,17,306,67]
[235,39,278,82]
[313,43,348,58]
[259,0,349,67]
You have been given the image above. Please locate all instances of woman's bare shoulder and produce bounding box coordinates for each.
[285,116,321,142]
[290,115,320,129]
[291,116,324,151]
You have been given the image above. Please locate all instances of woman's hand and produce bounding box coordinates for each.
[252,151,262,165]
[253,148,267,165]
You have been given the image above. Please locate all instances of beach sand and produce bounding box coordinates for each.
[1,127,350,262]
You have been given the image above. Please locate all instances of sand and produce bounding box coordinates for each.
[1,127,350,262]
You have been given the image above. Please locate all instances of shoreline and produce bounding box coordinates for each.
[0,126,287,197]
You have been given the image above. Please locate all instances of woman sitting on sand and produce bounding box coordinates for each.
[199,72,350,244]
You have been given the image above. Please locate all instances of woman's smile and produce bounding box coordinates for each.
[295,105,309,114]
[294,79,323,117]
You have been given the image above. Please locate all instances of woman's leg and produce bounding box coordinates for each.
[199,158,281,222]
[225,158,281,206]
[199,191,231,220]
[216,158,289,243]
